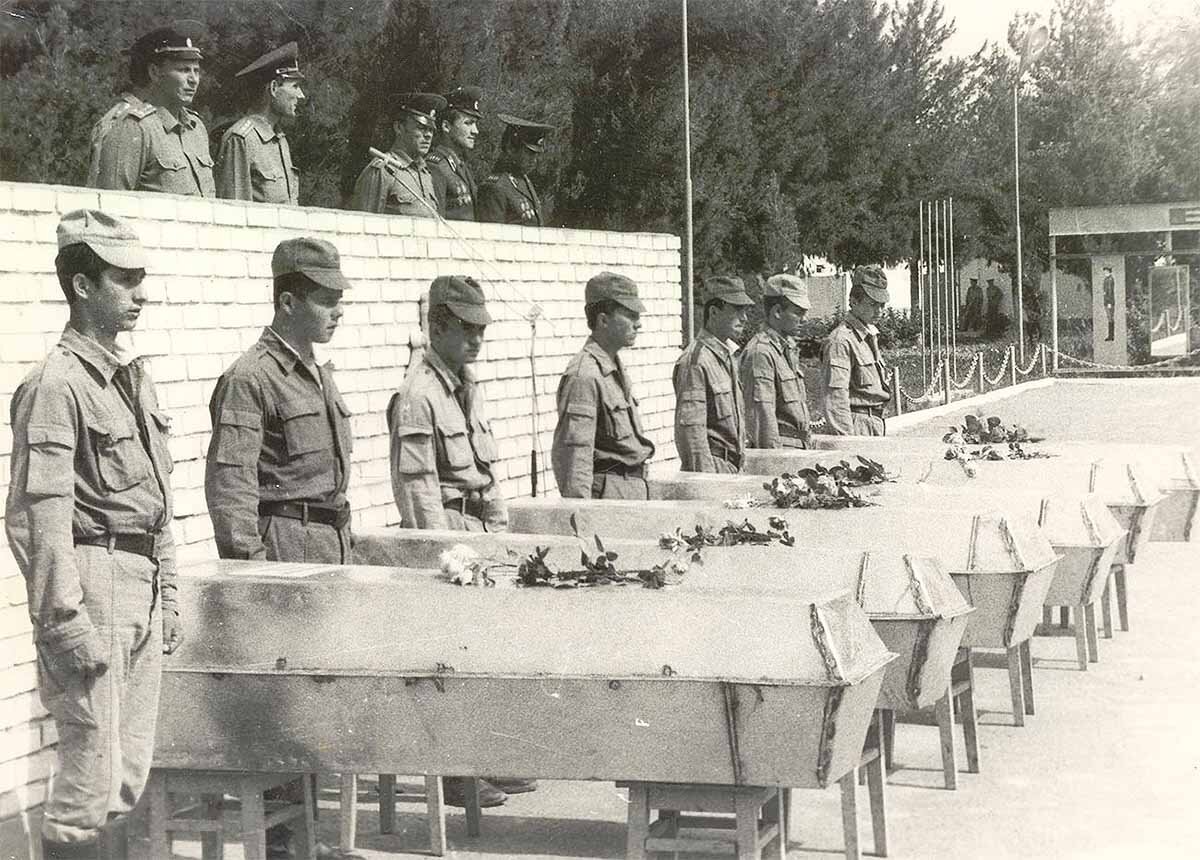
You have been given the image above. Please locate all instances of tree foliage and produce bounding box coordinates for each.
[0,0,1194,285]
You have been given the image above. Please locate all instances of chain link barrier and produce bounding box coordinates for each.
[949,352,981,389]
[1049,345,1200,371]
[982,348,1011,386]
[898,374,942,404]
[1014,347,1042,377]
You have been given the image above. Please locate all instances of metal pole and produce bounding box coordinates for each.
[926,200,936,384]
[934,199,942,366]
[1013,81,1026,364]
[950,197,957,377]
[919,200,927,391]
[941,200,950,367]
[1050,235,1059,372]
[682,0,694,345]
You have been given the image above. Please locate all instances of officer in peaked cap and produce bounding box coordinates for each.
[673,276,755,472]
[93,21,216,197]
[477,113,554,226]
[428,85,483,221]
[8,210,183,859]
[740,273,814,449]
[205,238,362,858]
[821,264,892,436]
[350,92,445,218]
[215,42,305,205]
[552,273,656,499]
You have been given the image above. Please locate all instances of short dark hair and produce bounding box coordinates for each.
[763,296,787,317]
[585,299,626,330]
[849,284,868,304]
[55,244,108,304]
[500,126,522,153]
[273,272,322,309]
[703,298,730,325]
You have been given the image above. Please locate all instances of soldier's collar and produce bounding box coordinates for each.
[423,346,473,392]
[60,324,133,383]
[697,327,733,361]
[844,313,879,340]
[583,338,619,375]
[262,327,324,376]
[247,113,281,141]
[762,326,791,352]
[155,105,198,131]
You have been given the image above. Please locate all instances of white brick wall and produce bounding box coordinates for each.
[0,180,683,828]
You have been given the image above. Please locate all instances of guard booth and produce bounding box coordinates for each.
[1048,201,1200,368]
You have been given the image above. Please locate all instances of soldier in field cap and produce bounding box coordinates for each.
[7,210,182,859]
[740,273,813,449]
[214,42,305,205]
[477,113,553,225]
[673,276,755,472]
[350,92,445,217]
[93,21,216,197]
[552,273,656,498]
[204,237,360,858]
[821,264,892,436]
[429,85,483,221]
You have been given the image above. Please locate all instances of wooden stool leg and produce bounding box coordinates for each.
[424,776,446,856]
[881,709,896,772]
[1006,646,1025,727]
[1114,564,1130,631]
[378,773,396,834]
[1100,576,1114,639]
[781,787,793,847]
[147,771,170,860]
[1020,640,1035,716]
[839,772,862,860]
[734,791,761,860]
[238,777,268,860]
[959,653,981,774]
[463,778,482,838]
[625,782,650,860]
[866,748,888,857]
[338,773,357,855]
[1084,603,1100,663]
[934,690,958,790]
[1042,606,1052,627]
[200,793,225,860]
[297,775,317,860]
[1059,606,1069,628]
[762,791,786,860]
[1072,603,1089,670]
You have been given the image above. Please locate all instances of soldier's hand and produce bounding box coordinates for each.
[162,612,185,655]
[62,633,109,683]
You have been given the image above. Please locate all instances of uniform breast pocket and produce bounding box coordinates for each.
[472,419,498,464]
[279,400,327,457]
[438,425,475,469]
[779,375,804,404]
[154,153,189,175]
[711,383,735,421]
[90,420,150,492]
[604,401,634,440]
[149,410,174,473]
[334,397,354,455]
[252,162,284,183]
[387,182,420,209]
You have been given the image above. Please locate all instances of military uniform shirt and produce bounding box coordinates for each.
[477,167,543,225]
[86,92,152,187]
[673,329,745,472]
[93,104,215,196]
[205,328,354,560]
[350,150,440,218]
[552,339,655,498]
[5,325,177,651]
[739,327,811,448]
[388,349,506,531]
[427,142,477,221]
[821,314,891,435]
[215,113,299,205]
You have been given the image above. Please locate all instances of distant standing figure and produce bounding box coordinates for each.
[960,276,984,331]
[428,85,483,221]
[93,22,215,196]
[215,42,305,205]
[821,265,892,436]
[350,93,445,218]
[1102,266,1116,341]
[477,114,553,225]
[740,273,812,449]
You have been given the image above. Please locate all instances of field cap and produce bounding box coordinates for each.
[235,41,304,84]
[585,272,644,313]
[852,265,889,303]
[445,85,483,119]
[272,237,351,291]
[764,273,811,310]
[57,209,147,270]
[430,275,491,326]
[398,93,448,129]
[497,113,554,153]
[705,275,755,306]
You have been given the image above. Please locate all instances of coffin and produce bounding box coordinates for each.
[646,472,1125,610]
[160,560,894,789]
[506,499,1058,650]
[354,530,971,712]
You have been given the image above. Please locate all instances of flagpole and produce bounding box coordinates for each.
[682,0,695,345]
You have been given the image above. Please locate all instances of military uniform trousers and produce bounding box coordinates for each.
[38,545,162,845]
[590,465,649,500]
[849,407,886,437]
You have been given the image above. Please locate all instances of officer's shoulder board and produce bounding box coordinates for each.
[482,173,503,186]
[182,106,207,128]
[126,101,159,122]
[226,116,258,139]
[426,151,445,165]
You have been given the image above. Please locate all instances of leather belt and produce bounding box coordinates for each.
[443,493,485,520]
[258,500,351,529]
[850,404,886,417]
[74,532,162,560]
[597,462,646,478]
[709,440,743,470]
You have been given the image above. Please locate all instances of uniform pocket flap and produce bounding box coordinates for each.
[219,407,262,429]
[252,162,284,181]
[195,150,215,167]
[27,424,74,448]
[150,410,173,432]
[279,400,322,421]
[155,154,188,171]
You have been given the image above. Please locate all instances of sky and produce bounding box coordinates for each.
[937,0,1196,57]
